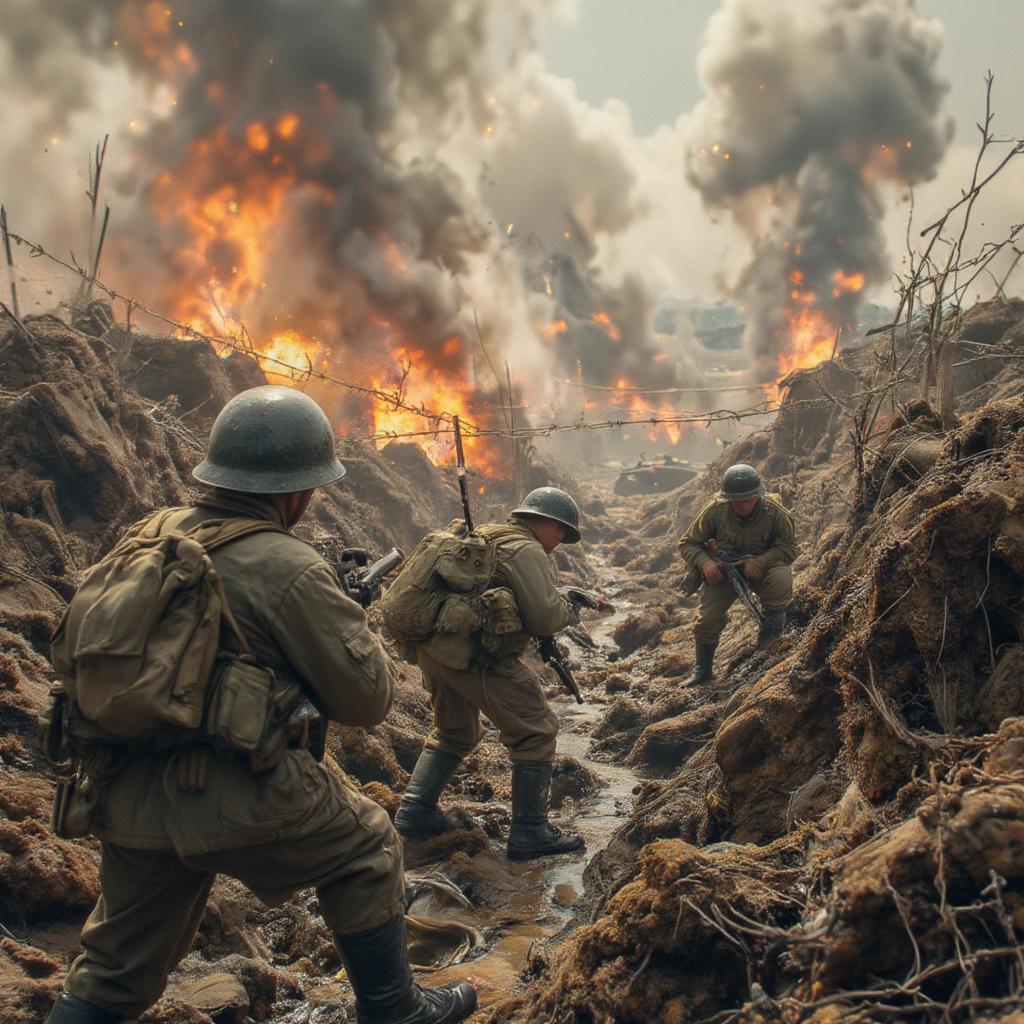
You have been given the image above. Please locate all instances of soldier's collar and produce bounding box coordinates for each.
[195,489,288,529]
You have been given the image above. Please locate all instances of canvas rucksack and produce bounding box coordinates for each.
[381,519,533,669]
[50,508,283,747]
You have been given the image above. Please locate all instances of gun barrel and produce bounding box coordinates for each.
[362,547,404,588]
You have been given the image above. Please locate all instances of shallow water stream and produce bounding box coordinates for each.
[423,569,646,1012]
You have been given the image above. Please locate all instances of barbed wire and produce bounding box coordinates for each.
[560,379,764,395]
[3,224,926,452]
[3,226,481,432]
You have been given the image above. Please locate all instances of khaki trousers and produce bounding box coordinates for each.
[693,564,793,643]
[65,778,404,1020]
[418,650,559,763]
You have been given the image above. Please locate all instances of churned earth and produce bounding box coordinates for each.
[2,298,1024,1022]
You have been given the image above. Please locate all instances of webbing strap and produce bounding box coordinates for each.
[145,510,288,657]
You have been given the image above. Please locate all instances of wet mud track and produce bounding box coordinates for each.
[417,564,646,1013]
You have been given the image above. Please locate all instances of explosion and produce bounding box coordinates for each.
[686,0,952,384]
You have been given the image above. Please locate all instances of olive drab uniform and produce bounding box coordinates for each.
[418,520,573,763]
[679,495,797,643]
[62,490,405,1021]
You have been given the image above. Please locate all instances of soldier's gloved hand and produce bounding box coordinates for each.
[702,560,724,584]
[743,557,765,581]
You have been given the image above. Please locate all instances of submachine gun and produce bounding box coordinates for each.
[538,588,616,705]
[337,547,404,607]
[705,539,764,628]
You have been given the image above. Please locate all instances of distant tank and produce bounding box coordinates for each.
[614,455,699,496]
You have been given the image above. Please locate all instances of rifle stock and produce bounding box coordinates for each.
[537,636,584,704]
[705,543,764,627]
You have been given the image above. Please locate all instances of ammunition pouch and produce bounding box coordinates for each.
[205,657,318,773]
[435,594,482,636]
[51,769,100,840]
[479,587,523,654]
[41,691,133,838]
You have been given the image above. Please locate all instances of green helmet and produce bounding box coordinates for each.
[193,385,346,494]
[511,487,581,544]
[718,463,765,502]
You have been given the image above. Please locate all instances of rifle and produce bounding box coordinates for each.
[566,587,616,614]
[537,635,583,704]
[452,415,474,533]
[704,540,764,627]
[338,547,404,608]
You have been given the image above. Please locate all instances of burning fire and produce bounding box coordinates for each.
[775,266,865,384]
[370,347,503,475]
[606,378,684,446]
[591,311,622,342]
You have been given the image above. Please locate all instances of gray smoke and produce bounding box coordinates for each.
[0,0,695,438]
[685,0,953,380]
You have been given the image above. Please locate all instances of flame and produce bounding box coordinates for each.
[370,347,504,477]
[256,329,324,384]
[831,269,865,298]
[591,311,621,342]
[772,266,866,389]
[605,377,684,446]
[777,306,837,380]
[542,319,568,342]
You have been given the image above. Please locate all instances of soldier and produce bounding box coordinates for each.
[394,487,585,861]
[46,387,476,1024]
[678,464,796,684]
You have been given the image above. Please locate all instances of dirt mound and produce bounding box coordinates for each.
[482,836,803,1024]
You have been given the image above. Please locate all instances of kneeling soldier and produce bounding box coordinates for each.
[46,387,476,1024]
[678,464,796,684]
[394,488,585,861]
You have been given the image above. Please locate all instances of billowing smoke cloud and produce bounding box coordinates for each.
[685,0,953,380]
[0,0,703,442]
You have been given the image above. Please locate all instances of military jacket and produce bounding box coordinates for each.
[475,519,573,657]
[91,490,398,854]
[678,495,796,570]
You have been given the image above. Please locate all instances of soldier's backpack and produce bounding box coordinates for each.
[380,519,498,666]
[49,508,283,747]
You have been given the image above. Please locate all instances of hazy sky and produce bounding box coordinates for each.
[538,0,1024,143]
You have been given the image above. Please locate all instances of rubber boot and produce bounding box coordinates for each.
[757,611,786,650]
[685,641,717,685]
[394,748,462,839]
[334,914,477,1024]
[46,993,121,1023]
[506,763,585,861]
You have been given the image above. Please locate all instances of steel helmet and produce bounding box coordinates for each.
[193,385,346,494]
[511,487,581,544]
[718,464,765,503]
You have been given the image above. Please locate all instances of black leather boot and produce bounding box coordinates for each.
[46,992,121,1023]
[757,611,785,650]
[506,763,585,861]
[334,915,477,1024]
[394,748,462,839]
[685,641,717,685]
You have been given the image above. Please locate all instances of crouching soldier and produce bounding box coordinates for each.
[678,464,796,684]
[45,387,476,1024]
[392,488,585,861]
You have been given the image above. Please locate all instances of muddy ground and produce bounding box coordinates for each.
[2,299,1024,1022]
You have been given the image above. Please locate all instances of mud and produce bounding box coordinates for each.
[3,299,1024,1022]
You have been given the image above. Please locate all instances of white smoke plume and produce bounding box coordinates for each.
[685,0,954,380]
